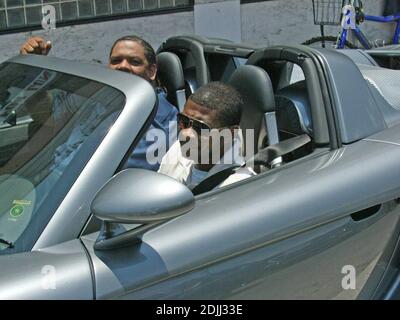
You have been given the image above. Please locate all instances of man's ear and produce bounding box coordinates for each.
[148,64,157,81]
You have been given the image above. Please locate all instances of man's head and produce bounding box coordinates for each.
[178,82,243,170]
[108,35,157,84]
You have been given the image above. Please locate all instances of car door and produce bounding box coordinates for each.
[81,47,400,300]
[0,238,93,299]
[80,129,400,300]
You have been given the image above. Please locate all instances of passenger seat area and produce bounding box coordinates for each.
[229,65,312,173]
[276,81,313,138]
[229,65,279,163]
[157,52,186,111]
[275,80,314,162]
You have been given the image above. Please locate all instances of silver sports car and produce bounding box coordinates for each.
[0,36,400,299]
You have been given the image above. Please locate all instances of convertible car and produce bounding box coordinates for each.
[0,36,400,299]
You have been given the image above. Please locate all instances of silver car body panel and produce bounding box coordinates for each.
[0,239,93,299]
[82,123,400,299]
[314,49,388,143]
[338,49,379,66]
[117,206,399,299]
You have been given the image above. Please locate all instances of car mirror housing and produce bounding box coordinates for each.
[91,169,194,250]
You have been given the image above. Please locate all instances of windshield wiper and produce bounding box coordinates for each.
[0,238,14,249]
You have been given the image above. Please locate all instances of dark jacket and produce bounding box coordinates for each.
[123,90,178,171]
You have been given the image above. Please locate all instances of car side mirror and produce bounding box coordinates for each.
[91,169,194,250]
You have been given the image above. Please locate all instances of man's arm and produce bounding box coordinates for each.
[20,37,52,55]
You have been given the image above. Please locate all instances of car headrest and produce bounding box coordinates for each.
[229,65,276,113]
[275,81,313,137]
[157,52,185,108]
[229,65,276,157]
[184,67,198,98]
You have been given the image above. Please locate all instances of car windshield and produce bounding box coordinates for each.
[0,62,125,253]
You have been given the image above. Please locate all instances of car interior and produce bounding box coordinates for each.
[158,35,257,98]
[228,64,281,166]
[160,49,200,99]
[156,51,187,112]
[157,36,209,98]
[156,38,321,185]
[85,39,396,238]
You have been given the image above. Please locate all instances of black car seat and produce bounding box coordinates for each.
[157,52,186,111]
[275,80,313,139]
[229,65,281,167]
[275,80,314,161]
[191,66,311,194]
[183,67,198,98]
[190,65,279,194]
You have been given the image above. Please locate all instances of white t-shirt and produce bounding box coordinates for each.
[188,167,209,186]
[158,131,256,189]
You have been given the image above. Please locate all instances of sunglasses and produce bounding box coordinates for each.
[177,113,212,135]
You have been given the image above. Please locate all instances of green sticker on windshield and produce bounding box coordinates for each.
[10,205,24,218]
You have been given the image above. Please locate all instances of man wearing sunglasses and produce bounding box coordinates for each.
[158,82,256,192]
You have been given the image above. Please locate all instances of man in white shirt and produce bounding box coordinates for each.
[158,82,256,193]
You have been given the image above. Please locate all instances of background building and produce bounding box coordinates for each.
[0,0,393,64]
